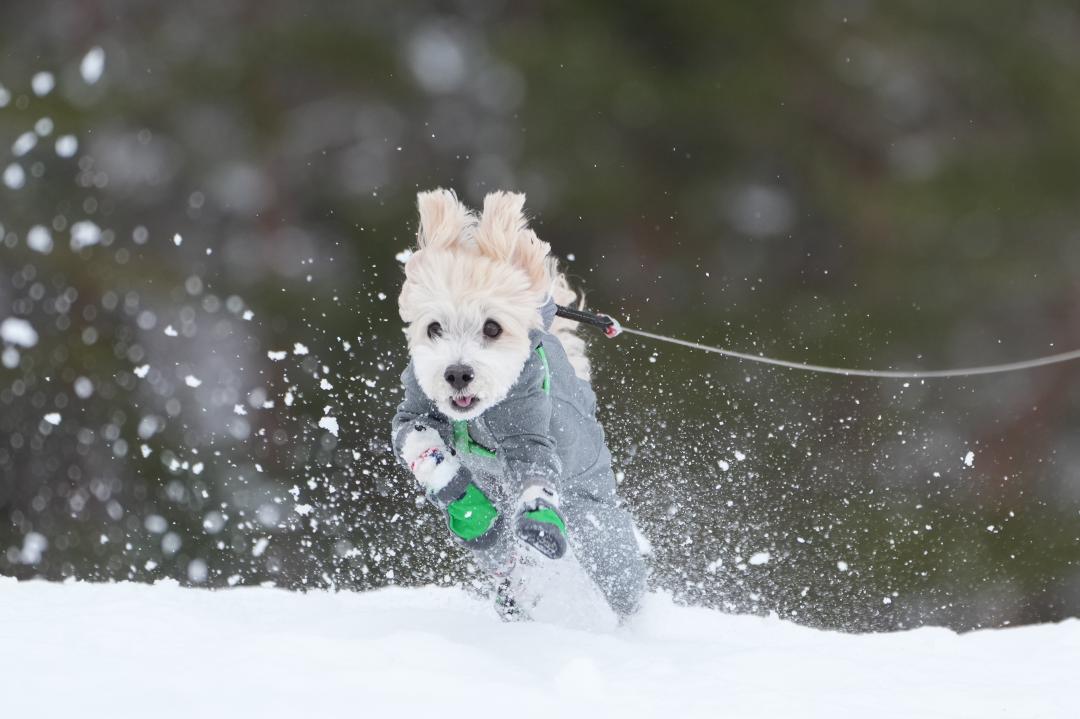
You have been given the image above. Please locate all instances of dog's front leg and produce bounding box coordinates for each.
[514,485,567,559]
[400,425,504,550]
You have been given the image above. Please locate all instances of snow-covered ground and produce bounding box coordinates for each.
[1,578,1075,718]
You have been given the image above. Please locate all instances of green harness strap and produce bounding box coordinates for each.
[451,345,551,458]
[452,419,496,458]
[535,345,551,395]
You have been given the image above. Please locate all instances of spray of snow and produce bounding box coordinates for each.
[26,225,54,254]
[1,318,39,348]
[80,47,106,85]
[55,135,78,157]
[318,416,340,437]
[3,163,26,189]
[12,131,38,156]
[70,221,103,250]
[30,71,54,96]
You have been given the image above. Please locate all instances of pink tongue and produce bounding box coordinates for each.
[454,396,474,408]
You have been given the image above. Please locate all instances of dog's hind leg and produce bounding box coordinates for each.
[500,539,619,631]
[560,493,648,620]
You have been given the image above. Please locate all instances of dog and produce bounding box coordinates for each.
[392,189,645,621]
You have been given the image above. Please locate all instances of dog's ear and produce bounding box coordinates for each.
[476,191,554,295]
[416,188,474,250]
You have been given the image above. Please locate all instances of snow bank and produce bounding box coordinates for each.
[0,578,1073,718]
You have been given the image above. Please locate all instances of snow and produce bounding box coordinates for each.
[43,412,61,426]
[80,46,106,84]
[252,537,270,557]
[70,220,103,249]
[30,71,54,96]
[26,225,54,254]
[3,162,26,189]
[748,551,770,566]
[318,415,340,436]
[16,533,47,564]
[1,317,39,347]
[963,450,975,468]
[0,579,1075,719]
[12,131,38,156]
[55,134,79,157]
[74,376,94,399]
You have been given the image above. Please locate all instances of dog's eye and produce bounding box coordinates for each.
[427,322,443,340]
[483,320,503,340]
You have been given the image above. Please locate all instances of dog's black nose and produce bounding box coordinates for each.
[444,364,475,390]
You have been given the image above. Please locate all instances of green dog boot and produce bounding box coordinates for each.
[514,486,567,560]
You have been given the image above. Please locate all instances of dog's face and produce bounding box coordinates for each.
[401,251,538,420]
[399,190,552,420]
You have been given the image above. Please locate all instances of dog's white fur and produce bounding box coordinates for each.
[399,189,587,421]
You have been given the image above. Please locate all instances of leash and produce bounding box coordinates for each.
[554,305,1080,379]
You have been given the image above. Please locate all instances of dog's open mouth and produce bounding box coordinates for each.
[451,395,477,410]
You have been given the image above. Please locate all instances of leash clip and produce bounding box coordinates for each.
[599,314,622,339]
[555,304,624,339]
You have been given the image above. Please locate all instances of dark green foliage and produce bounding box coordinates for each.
[2,1,1079,631]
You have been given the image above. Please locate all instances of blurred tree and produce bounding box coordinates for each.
[1,0,1079,631]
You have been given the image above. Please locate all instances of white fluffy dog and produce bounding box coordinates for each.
[398,191,588,419]
[393,189,645,621]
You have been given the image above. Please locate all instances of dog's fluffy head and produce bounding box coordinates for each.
[399,189,556,420]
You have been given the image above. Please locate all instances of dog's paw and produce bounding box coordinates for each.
[401,425,458,493]
[514,485,567,560]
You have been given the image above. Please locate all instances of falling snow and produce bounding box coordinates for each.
[1,318,39,347]
[80,46,106,84]
[26,226,54,254]
[30,71,54,96]
[318,416,340,437]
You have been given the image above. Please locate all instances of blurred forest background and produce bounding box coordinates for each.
[2,0,1080,633]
